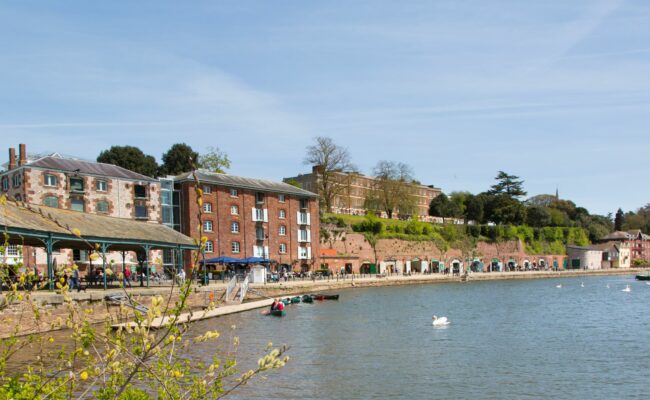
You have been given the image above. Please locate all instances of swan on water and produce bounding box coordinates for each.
[432,315,450,326]
[622,285,631,292]
[606,284,610,288]
[580,282,584,288]
[646,282,650,286]
[556,284,562,288]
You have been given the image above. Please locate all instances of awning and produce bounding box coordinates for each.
[242,257,271,264]
[201,256,243,264]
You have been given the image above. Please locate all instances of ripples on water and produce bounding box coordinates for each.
[188,275,650,399]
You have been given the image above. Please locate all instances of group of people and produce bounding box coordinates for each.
[270,298,285,312]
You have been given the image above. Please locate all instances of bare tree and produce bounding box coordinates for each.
[304,137,355,213]
[367,161,417,219]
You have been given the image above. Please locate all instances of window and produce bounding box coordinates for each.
[279,209,286,219]
[96,200,109,213]
[203,185,212,194]
[253,245,267,258]
[44,196,59,208]
[203,220,213,232]
[256,192,264,204]
[278,194,286,203]
[299,246,308,259]
[44,174,58,187]
[231,222,240,233]
[298,212,309,225]
[231,241,240,253]
[279,225,286,236]
[203,202,212,213]
[299,229,309,242]
[1,177,7,191]
[300,198,308,209]
[134,184,147,199]
[231,205,239,215]
[256,227,265,241]
[6,245,19,256]
[96,180,107,192]
[12,174,22,188]
[253,208,268,222]
[70,178,84,192]
[205,240,214,253]
[135,201,148,219]
[230,188,238,197]
[279,244,287,254]
[70,197,84,212]
[73,249,88,262]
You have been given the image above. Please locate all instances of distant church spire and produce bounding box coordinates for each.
[555,186,559,200]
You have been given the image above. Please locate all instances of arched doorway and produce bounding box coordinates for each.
[523,259,531,270]
[538,259,547,270]
[470,259,483,272]
[451,259,462,276]
[507,259,517,271]
[490,258,501,272]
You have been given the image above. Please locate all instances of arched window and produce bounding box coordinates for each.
[44,196,59,208]
[205,240,214,253]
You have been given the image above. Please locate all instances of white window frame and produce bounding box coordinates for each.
[96,180,108,192]
[231,241,240,253]
[279,243,287,254]
[203,202,212,213]
[203,220,213,232]
[298,246,308,259]
[298,211,310,225]
[279,209,286,219]
[203,185,212,194]
[205,240,214,253]
[278,194,286,203]
[279,225,286,236]
[230,188,238,197]
[44,174,58,187]
[231,205,239,215]
[231,221,240,233]
[252,208,268,222]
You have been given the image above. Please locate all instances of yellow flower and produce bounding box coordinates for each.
[0,195,6,205]
[72,228,81,237]
[80,371,88,380]
[48,337,54,343]
[172,369,184,378]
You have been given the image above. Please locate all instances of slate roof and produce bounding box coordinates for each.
[173,170,318,198]
[24,156,157,182]
[0,200,195,249]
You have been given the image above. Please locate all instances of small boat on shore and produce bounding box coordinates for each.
[301,295,313,303]
[281,298,291,305]
[315,294,339,300]
[270,309,286,317]
[635,273,650,281]
[312,294,325,301]
[291,296,301,304]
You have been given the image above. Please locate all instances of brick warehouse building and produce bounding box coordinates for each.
[1,144,162,274]
[173,170,320,273]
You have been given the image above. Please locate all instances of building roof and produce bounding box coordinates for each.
[600,230,650,241]
[0,200,195,250]
[566,245,602,252]
[12,155,157,182]
[173,169,318,198]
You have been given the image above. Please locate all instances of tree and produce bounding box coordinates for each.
[484,193,527,225]
[428,193,461,219]
[198,146,230,173]
[465,194,485,223]
[364,232,380,267]
[526,205,552,227]
[303,137,355,213]
[614,208,625,231]
[160,143,199,176]
[284,178,302,188]
[368,161,418,219]
[97,145,159,177]
[489,171,527,198]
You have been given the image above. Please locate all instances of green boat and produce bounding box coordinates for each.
[301,295,313,303]
[635,273,650,281]
[281,298,291,305]
[270,309,286,317]
[291,296,301,304]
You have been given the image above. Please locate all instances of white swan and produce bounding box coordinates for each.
[556,284,562,289]
[645,282,650,286]
[622,285,631,293]
[580,282,584,288]
[606,284,610,289]
[432,315,450,326]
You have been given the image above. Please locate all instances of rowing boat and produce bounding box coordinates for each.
[291,296,301,304]
[270,309,286,317]
[301,295,313,303]
[314,294,339,300]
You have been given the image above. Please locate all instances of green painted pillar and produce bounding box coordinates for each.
[46,234,54,291]
[144,245,150,288]
[102,243,109,290]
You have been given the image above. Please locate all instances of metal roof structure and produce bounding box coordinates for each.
[173,169,318,198]
[12,155,158,182]
[0,200,195,251]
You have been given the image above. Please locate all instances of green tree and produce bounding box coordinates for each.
[488,171,527,198]
[428,193,461,219]
[284,178,302,188]
[614,208,625,231]
[303,137,355,213]
[160,143,199,176]
[484,194,527,225]
[526,205,552,227]
[96,145,159,177]
[465,194,485,223]
[197,146,230,173]
[363,232,380,267]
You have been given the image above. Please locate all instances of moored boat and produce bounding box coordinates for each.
[291,296,301,304]
[301,295,313,303]
[635,274,650,281]
[312,294,325,301]
[314,294,339,300]
[281,298,291,305]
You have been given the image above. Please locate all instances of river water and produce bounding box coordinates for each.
[187,274,650,399]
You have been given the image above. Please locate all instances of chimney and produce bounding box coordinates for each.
[8,147,16,170]
[18,143,26,166]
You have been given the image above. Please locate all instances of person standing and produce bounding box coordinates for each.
[71,266,80,291]
[123,267,132,288]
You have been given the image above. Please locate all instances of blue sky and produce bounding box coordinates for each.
[1,0,648,215]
